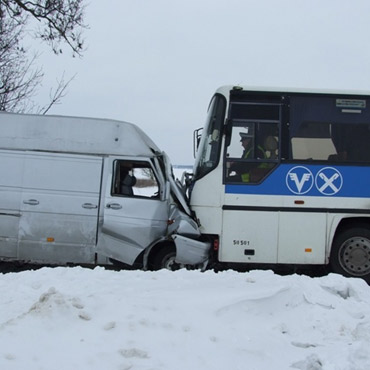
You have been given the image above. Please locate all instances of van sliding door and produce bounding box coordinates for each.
[18,152,102,264]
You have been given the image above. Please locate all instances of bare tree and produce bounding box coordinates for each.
[0,0,86,113]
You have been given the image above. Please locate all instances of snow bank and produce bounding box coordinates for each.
[0,267,369,370]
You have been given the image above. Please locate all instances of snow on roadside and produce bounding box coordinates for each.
[0,267,370,370]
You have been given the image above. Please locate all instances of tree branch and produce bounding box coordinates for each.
[38,72,76,114]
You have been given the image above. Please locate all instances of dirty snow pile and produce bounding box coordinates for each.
[0,268,370,370]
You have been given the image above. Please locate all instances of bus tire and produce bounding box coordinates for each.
[330,227,370,281]
[152,245,182,271]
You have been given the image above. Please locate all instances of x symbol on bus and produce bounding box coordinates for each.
[318,173,339,193]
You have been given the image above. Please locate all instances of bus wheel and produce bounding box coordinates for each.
[330,227,370,281]
[152,245,183,271]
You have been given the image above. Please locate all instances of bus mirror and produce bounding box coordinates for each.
[193,128,203,158]
[224,120,233,147]
[211,129,219,142]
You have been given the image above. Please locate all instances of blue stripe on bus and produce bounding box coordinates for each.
[225,164,370,198]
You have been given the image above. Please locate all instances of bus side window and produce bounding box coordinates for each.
[290,122,370,163]
[340,124,370,162]
[225,122,279,184]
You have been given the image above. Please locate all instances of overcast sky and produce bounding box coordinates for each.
[34,0,370,164]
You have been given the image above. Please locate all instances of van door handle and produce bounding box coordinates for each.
[106,203,122,210]
[23,199,39,206]
[82,203,98,209]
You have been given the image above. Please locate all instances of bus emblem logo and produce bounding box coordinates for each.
[286,166,313,194]
[315,167,343,195]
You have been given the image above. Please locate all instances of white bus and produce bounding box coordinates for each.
[188,85,370,281]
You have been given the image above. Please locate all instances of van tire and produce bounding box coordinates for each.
[330,227,370,281]
[152,245,182,271]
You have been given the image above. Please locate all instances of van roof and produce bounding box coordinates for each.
[0,112,161,157]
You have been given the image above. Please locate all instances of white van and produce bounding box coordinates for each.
[0,112,210,269]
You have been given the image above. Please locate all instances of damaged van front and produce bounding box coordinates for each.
[149,153,211,269]
[102,151,211,271]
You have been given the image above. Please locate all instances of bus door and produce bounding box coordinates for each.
[221,99,282,264]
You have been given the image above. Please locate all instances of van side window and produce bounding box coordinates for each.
[112,160,159,198]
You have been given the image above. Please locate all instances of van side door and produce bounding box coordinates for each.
[97,157,169,265]
[18,152,102,264]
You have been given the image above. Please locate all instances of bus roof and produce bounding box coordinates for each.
[215,85,370,98]
[0,112,161,157]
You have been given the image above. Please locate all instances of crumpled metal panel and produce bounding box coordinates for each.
[173,234,210,265]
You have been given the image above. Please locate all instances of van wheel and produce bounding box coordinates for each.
[330,227,370,281]
[152,245,183,271]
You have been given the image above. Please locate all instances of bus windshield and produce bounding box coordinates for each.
[193,94,226,179]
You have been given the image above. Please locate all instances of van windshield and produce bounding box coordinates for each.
[193,94,226,180]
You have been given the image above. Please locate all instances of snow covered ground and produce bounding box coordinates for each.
[1,267,370,370]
